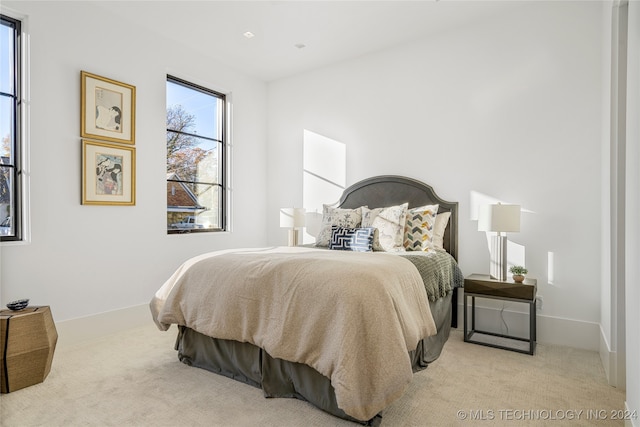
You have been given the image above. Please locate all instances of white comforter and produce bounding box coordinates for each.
[150,246,437,421]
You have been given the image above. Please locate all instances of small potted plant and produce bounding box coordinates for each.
[509,265,528,283]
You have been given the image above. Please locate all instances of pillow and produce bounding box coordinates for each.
[431,211,451,250]
[361,203,408,252]
[404,204,439,251]
[329,226,375,252]
[315,205,364,247]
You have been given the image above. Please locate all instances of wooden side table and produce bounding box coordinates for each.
[463,274,537,355]
[0,306,58,393]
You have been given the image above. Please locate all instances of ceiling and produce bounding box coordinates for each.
[102,1,523,82]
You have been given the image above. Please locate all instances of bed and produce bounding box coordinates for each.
[150,175,462,425]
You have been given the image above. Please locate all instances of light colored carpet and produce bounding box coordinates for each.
[0,324,624,426]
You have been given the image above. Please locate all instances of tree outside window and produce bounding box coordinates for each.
[166,76,225,234]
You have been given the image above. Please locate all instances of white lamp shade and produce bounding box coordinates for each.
[477,204,521,233]
[280,207,306,228]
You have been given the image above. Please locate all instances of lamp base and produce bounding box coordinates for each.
[287,229,299,247]
[489,235,508,281]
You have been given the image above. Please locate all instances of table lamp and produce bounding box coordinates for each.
[478,203,521,281]
[280,207,306,246]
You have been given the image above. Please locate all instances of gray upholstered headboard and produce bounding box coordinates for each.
[337,175,458,261]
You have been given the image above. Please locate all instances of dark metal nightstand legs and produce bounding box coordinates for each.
[463,291,536,355]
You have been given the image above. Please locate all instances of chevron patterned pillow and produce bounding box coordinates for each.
[404,204,439,251]
[329,226,375,252]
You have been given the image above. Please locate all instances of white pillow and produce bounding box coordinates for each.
[361,203,408,252]
[404,204,439,251]
[431,211,451,250]
[315,205,364,247]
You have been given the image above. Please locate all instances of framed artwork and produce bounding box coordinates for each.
[82,139,136,205]
[81,71,136,144]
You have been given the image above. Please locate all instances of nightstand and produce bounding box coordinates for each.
[463,274,537,355]
[0,306,58,392]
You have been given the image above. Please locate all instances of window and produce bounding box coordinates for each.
[1,15,22,242]
[166,76,226,234]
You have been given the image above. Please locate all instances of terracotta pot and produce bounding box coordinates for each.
[512,274,525,283]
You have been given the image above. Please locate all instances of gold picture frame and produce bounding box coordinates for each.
[82,139,136,206]
[81,71,136,144]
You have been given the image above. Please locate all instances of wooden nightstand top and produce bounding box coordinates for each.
[0,306,49,318]
[464,274,537,301]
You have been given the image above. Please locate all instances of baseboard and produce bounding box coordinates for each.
[600,327,615,385]
[625,401,637,427]
[537,315,600,350]
[457,303,600,351]
[55,304,151,349]
[58,303,600,352]
[59,302,622,397]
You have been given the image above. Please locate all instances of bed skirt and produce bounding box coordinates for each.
[175,290,453,425]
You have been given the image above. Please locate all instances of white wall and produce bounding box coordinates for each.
[625,0,640,421]
[1,1,630,366]
[267,1,606,348]
[0,2,269,322]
